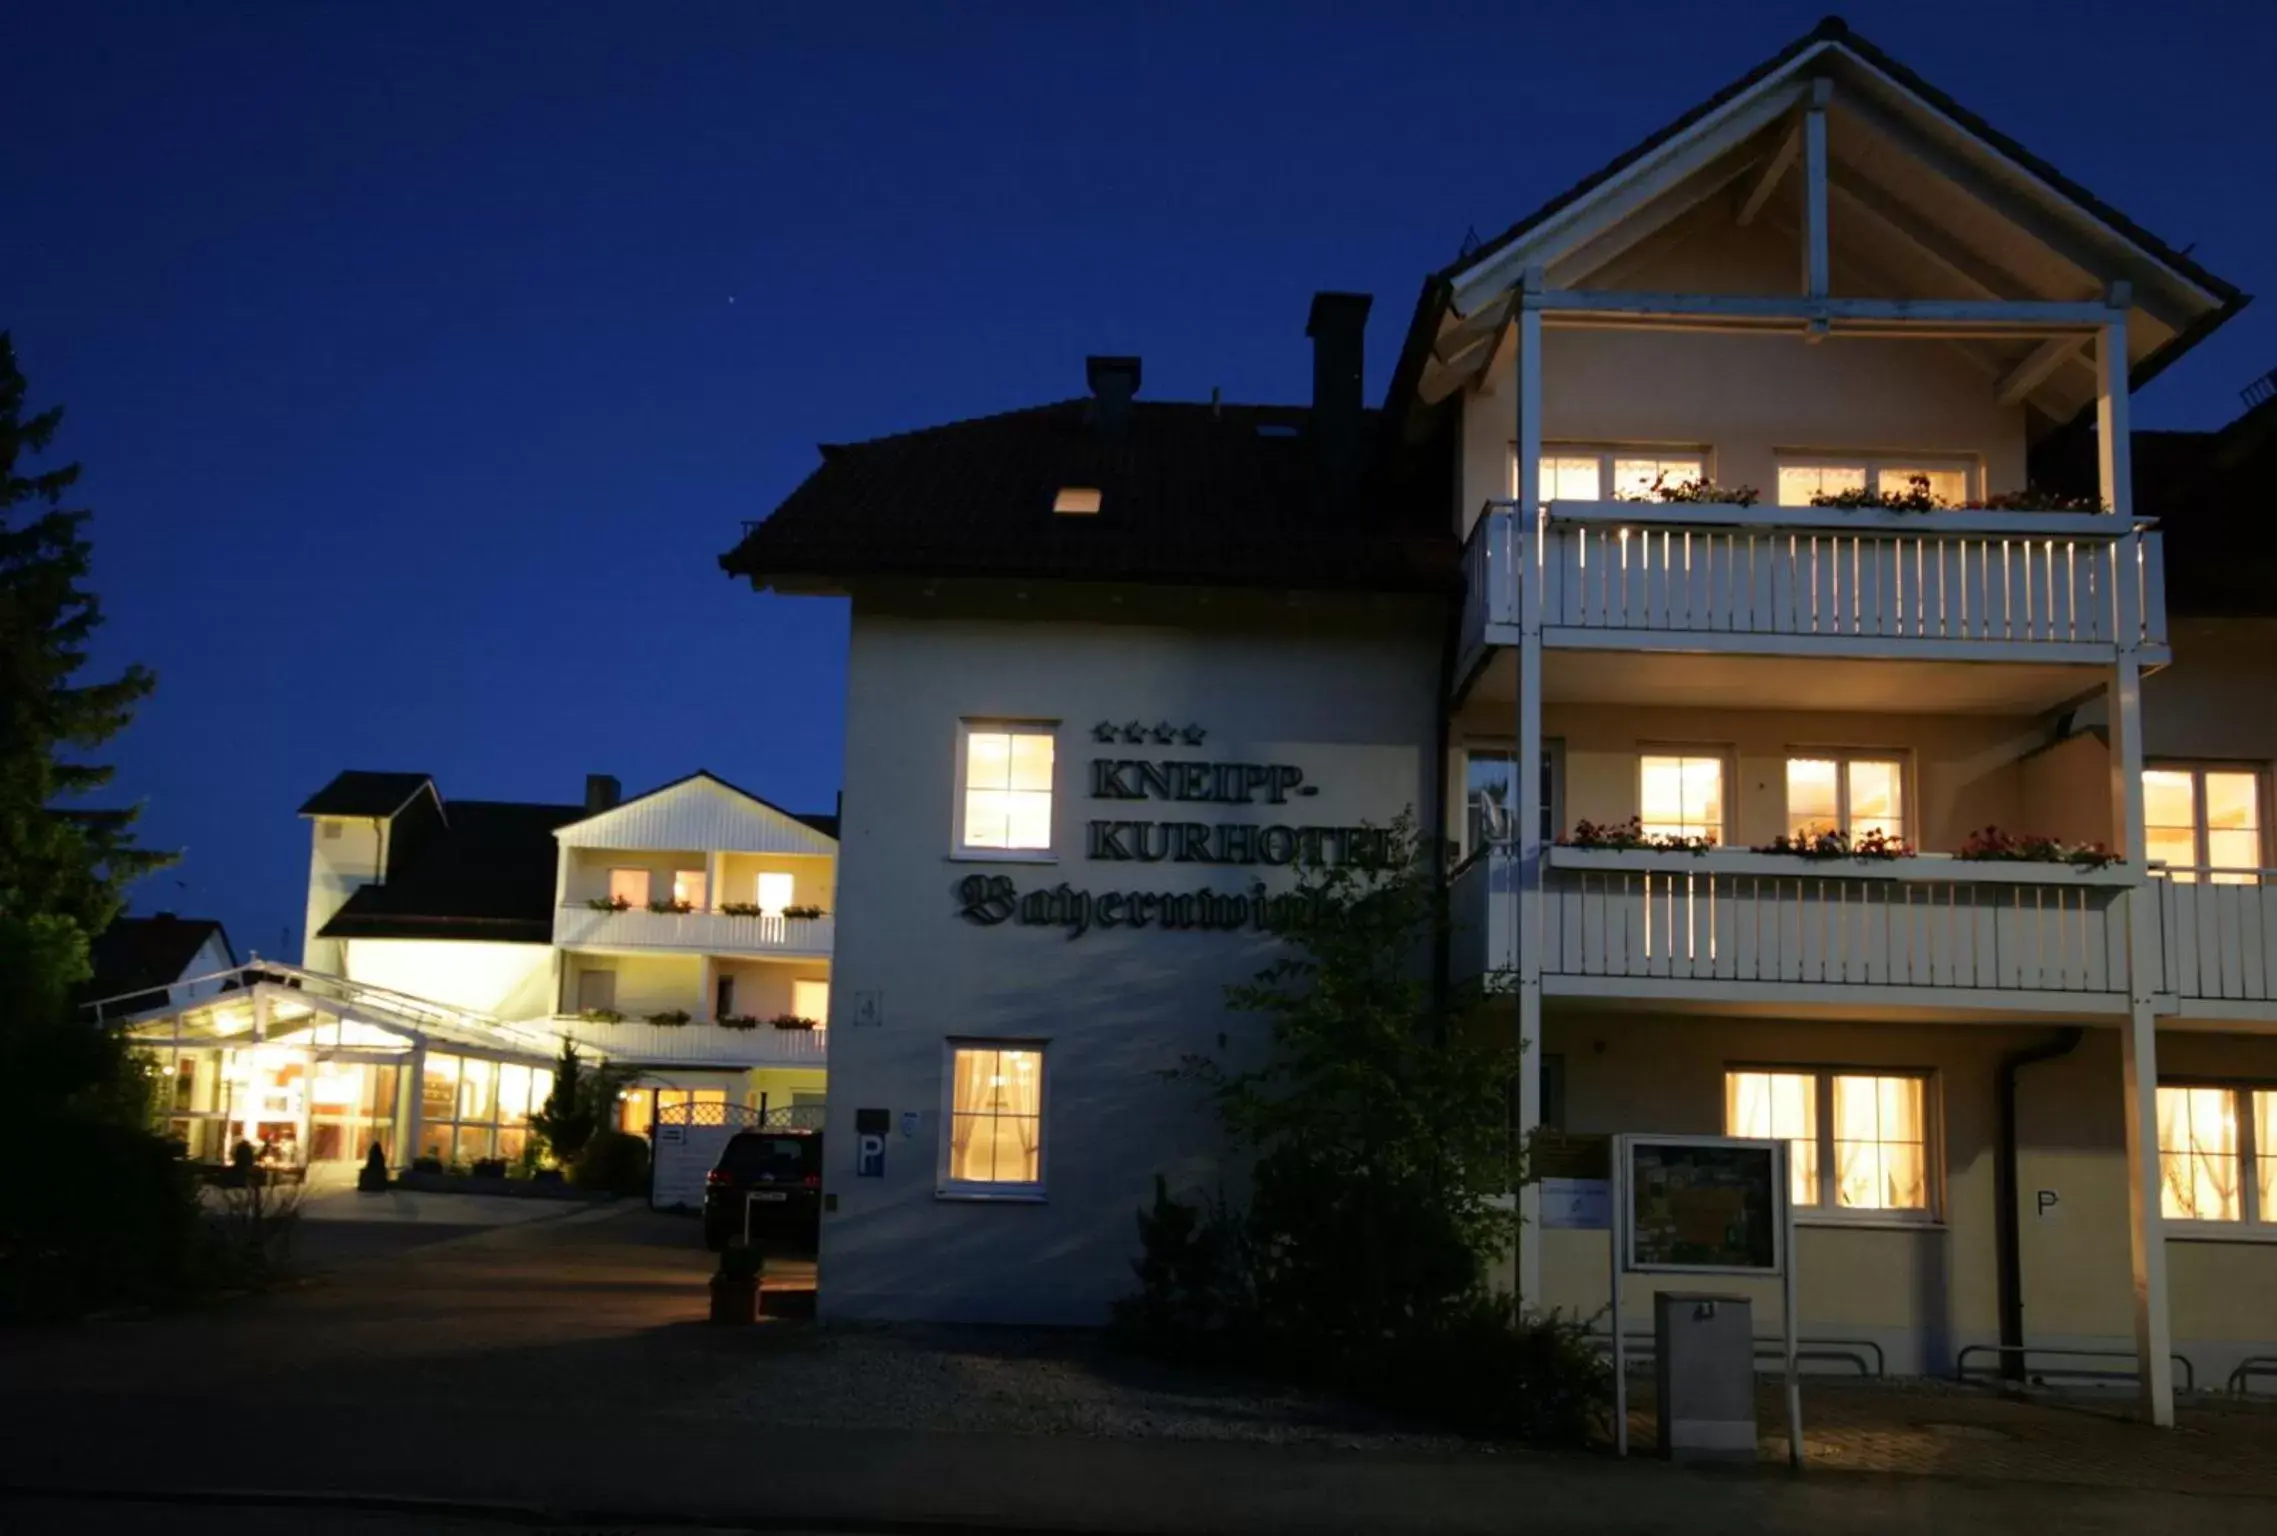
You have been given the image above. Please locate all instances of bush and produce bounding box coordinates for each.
[1363,1295,1612,1446]
[0,1115,202,1321]
[572,1129,650,1195]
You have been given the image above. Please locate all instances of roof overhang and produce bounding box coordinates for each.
[1396,21,2245,431]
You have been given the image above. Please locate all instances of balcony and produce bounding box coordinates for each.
[1458,502,2167,697]
[549,1013,828,1067]
[1454,846,2140,1016]
[2151,871,2277,1020]
[551,904,833,958]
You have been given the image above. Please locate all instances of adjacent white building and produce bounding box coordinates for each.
[724,17,2275,1428]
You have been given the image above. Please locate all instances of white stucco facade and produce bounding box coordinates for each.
[818,599,1443,1321]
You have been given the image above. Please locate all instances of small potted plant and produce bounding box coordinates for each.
[646,1009,693,1027]
[720,900,763,917]
[648,897,694,915]
[585,894,632,912]
[782,903,827,920]
[717,1013,761,1032]
[768,1013,821,1031]
[580,1007,625,1024]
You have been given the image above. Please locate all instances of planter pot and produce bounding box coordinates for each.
[709,1273,759,1325]
[533,1168,566,1187]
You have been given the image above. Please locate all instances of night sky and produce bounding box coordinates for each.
[6,2,2273,961]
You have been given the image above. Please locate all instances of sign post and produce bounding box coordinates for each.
[1609,1134,1799,1465]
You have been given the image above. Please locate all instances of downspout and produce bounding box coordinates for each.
[1995,1026,2084,1381]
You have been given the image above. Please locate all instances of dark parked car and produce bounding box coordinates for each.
[703,1129,822,1251]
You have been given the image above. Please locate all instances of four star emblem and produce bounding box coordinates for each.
[1093,720,1208,748]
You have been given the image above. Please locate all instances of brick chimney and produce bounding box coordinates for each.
[1086,355,1141,440]
[585,774,620,814]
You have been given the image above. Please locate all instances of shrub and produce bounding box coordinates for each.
[716,1013,760,1031]
[1981,486,2105,512]
[585,895,631,912]
[1111,1177,1252,1356]
[1364,1295,1612,1446]
[769,1013,820,1030]
[573,1129,651,1195]
[1811,473,1943,513]
[719,901,763,917]
[781,904,826,920]
[0,1116,201,1320]
[647,898,694,915]
[645,1009,692,1027]
[1641,473,1759,507]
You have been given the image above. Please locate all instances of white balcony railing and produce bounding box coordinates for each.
[551,904,833,956]
[1460,502,2166,676]
[2152,871,2277,1007]
[1456,848,2138,1004]
[548,1014,828,1067]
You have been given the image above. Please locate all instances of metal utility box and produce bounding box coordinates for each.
[1653,1292,1757,1462]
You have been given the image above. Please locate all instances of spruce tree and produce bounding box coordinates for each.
[0,332,168,1060]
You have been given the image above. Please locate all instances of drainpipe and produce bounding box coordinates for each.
[1995,1026,2083,1381]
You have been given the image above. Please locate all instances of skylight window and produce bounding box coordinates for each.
[1052,487,1102,515]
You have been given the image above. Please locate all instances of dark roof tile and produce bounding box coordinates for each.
[298,771,435,819]
[722,399,1457,595]
[318,799,581,944]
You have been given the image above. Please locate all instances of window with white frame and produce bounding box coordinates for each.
[791,978,831,1027]
[2157,1083,2277,1225]
[1461,744,1560,857]
[1639,751,1725,844]
[1726,1068,1934,1216]
[1786,754,1906,843]
[1775,455,1974,508]
[2144,765,2266,884]
[607,867,650,907]
[956,722,1056,854]
[942,1042,1045,1194]
[755,871,795,914]
[672,869,707,910]
[1517,447,1709,503]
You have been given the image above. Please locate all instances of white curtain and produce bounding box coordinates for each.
[2158,1087,2240,1221]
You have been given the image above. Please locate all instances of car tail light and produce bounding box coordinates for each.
[802,1175,821,1188]
[706,1169,729,1186]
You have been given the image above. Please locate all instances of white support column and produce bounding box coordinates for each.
[1513,267,1546,1307]
[2100,298,2173,1428]
[1802,77,1831,302]
[404,1042,428,1169]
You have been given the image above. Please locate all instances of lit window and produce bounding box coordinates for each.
[943,1043,1045,1193]
[792,978,830,1027]
[959,722,1056,854]
[1053,487,1102,515]
[1639,753,1724,844]
[1726,1068,1933,1216]
[673,869,708,910]
[1611,455,1705,501]
[1516,447,1711,505]
[1727,1070,1819,1206]
[1775,457,1975,508]
[2158,1085,2242,1222]
[607,868,650,907]
[2145,765,2265,883]
[1786,754,1905,842]
[756,871,795,914]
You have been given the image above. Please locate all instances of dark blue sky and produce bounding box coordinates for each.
[7,1,2273,961]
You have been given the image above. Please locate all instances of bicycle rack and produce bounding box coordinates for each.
[1955,1343,2195,1394]
[2226,1355,2277,1396]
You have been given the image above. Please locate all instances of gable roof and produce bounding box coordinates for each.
[554,770,840,854]
[1391,16,2246,428]
[319,799,583,944]
[720,397,1457,597]
[86,915,234,1005]
[298,770,437,820]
